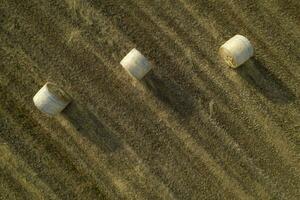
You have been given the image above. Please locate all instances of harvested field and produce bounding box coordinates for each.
[0,0,299,199]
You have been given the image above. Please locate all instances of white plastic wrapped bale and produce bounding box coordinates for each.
[219,35,254,68]
[120,48,152,80]
[33,82,72,116]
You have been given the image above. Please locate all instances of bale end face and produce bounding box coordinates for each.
[219,47,237,68]
[120,48,152,80]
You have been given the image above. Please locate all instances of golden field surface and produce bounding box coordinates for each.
[0,0,299,199]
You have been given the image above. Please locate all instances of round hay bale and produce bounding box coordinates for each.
[120,48,152,80]
[33,82,71,116]
[219,35,254,68]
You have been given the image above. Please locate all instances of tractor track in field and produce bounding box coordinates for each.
[0,0,299,199]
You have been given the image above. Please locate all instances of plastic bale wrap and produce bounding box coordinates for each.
[219,35,254,68]
[120,48,152,80]
[33,82,71,116]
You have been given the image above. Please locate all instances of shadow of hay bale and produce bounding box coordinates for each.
[142,72,196,118]
[62,102,122,153]
[236,58,295,104]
